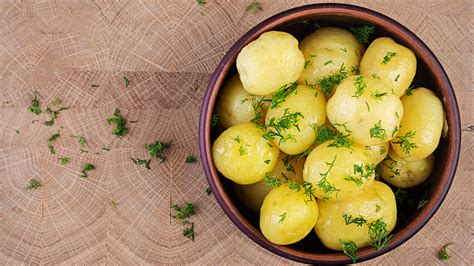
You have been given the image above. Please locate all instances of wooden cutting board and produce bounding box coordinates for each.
[0,0,472,264]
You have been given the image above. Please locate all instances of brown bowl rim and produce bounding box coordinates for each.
[199,3,461,264]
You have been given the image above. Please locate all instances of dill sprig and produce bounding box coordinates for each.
[123,76,130,87]
[28,95,42,115]
[350,25,375,44]
[80,163,95,178]
[392,130,417,155]
[270,83,298,109]
[437,243,452,261]
[145,140,170,163]
[316,63,348,96]
[183,222,195,241]
[371,91,388,102]
[26,179,42,190]
[367,218,393,250]
[317,155,339,200]
[107,108,128,137]
[343,214,368,227]
[382,154,401,178]
[263,108,304,144]
[278,212,287,224]
[405,85,415,96]
[246,1,262,13]
[211,114,219,128]
[316,124,336,143]
[369,120,387,141]
[263,173,281,187]
[382,52,397,65]
[185,155,196,163]
[131,158,151,169]
[340,240,358,263]
[47,132,60,154]
[172,202,195,224]
[71,135,86,147]
[352,76,367,99]
[59,157,70,165]
[328,123,352,149]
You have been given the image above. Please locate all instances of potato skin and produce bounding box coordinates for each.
[315,181,397,250]
[327,75,403,146]
[390,87,444,160]
[297,27,363,85]
[216,75,269,129]
[234,153,305,214]
[360,37,417,97]
[364,142,389,165]
[236,31,305,95]
[212,123,279,184]
[265,85,326,155]
[381,150,435,188]
[303,141,375,201]
[260,183,318,245]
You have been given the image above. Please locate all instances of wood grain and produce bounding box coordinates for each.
[0,0,472,265]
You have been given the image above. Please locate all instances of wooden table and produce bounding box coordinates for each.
[0,0,472,264]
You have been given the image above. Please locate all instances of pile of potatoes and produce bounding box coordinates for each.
[212,28,445,252]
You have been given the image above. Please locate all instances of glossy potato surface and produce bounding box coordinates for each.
[303,141,374,201]
[327,75,403,146]
[381,150,435,188]
[216,75,269,129]
[234,153,305,213]
[265,85,326,155]
[315,181,397,250]
[236,31,304,95]
[212,123,279,184]
[360,37,417,97]
[260,184,318,245]
[297,27,363,85]
[364,142,389,165]
[390,87,444,160]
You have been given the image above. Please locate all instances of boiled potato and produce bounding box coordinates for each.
[390,87,443,160]
[297,27,363,89]
[236,31,305,95]
[234,153,305,213]
[265,84,326,155]
[215,74,269,129]
[327,75,403,146]
[260,183,318,245]
[303,140,375,201]
[315,181,397,250]
[364,142,389,165]
[380,149,435,188]
[212,123,279,184]
[360,37,417,97]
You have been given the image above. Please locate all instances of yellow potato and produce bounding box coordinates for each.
[327,75,404,146]
[303,140,375,201]
[364,142,389,165]
[236,31,305,95]
[390,87,444,160]
[212,123,279,184]
[297,27,363,87]
[315,181,397,250]
[380,149,435,188]
[216,74,269,129]
[234,153,305,213]
[265,84,326,155]
[260,183,318,245]
[360,37,417,97]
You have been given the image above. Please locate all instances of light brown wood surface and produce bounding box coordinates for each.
[0,0,472,265]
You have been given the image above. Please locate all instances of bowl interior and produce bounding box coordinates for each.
[201,4,460,264]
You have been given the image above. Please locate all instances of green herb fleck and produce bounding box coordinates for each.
[172,202,195,223]
[211,114,219,128]
[59,157,70,165]
[185,155,196,163]
[183,222,195,241]
[405,85,415,95]
[205,187,212,195]
[264,159,271,165]
[262,108,304,144]
[102,147,110,151]
[123,76,130,87]
[304,60,312,69]
[392,130,417,155]
[263,173,281,187]
[352,76,366,99]
[316,124,336,143]
[376,204,382,213]
[111,200,118,207]
[80,163,95,178]
[324,60,334,66]
[316,63,348,96]
[351,65,360,74]
[270,83,298,109]
[371,91,388,102]
[343,214,368,226]
[317,155,339,200]
[52,98,61,105]
[278,212,287,224]
[367,218,393,250]
[71,135,86,147]
[107,108,128,137]
[340,240,358,263]
[395,74,400,82]
[417,199,428,209]
[145,140,170,163]
[26,179,42,190]
[246,1,262,13]
[28,95,42,115]
[350,25,375,44]
[382,52,397,65]
[437,243,452,261]
[131,158,151,169]
[370,120,387,141]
